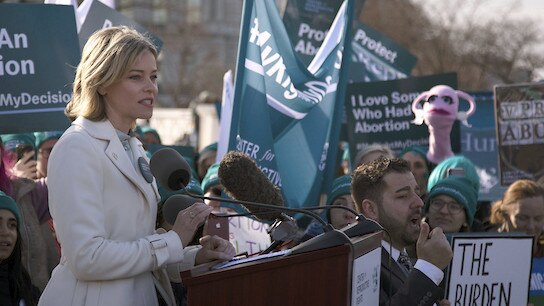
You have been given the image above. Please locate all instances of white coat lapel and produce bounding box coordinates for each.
[74,118,159,205]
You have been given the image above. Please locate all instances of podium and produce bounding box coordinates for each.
[180,231,383,305]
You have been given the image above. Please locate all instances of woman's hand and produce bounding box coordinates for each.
[12,151,37,179]
[195,235,236,265]
[171,202,213,246]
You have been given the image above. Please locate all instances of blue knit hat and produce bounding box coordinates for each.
[427,155,480,194]
[425,176,478,225]
[0,191,20,227]
[327,175,352,205]
[201,162,220,193]
[0,133,36,152]
[34,131,63,149]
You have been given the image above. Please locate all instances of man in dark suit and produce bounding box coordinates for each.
[352,158,453,306]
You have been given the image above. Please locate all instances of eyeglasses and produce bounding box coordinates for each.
[429,199,464,214]
[38,147,54,157]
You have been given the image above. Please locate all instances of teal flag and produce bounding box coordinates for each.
[227,0,354,223]
[0,4,80,134]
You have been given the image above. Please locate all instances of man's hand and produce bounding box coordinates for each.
[416,222,453,270]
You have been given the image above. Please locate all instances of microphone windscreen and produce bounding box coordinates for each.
[150,148,191,191]
[162,194,198,225]
[218,151,283,221]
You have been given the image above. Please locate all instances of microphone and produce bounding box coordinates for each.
[150,148,351,254]
[149,148,191,191]
[162,194,199,225]
[301,205,383,237]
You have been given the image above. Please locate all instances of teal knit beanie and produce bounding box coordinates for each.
[0,191,20,227]
[1,133,36,152]
[158,177,203,204]
[427,155,480,194]
[201,163,220,193]
[425,176,478,225]
[34,131,63,149]
[141,126,162,143]
[327,175,352,205]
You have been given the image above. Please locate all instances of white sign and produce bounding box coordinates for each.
[351,247,381,306]
[229,216,271,255]
[446,234,533,306]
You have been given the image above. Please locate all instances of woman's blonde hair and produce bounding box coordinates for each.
[65,26,157,122]
[490,179,544,227]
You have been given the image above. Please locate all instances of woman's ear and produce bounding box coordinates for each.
[98,87,106,96]
[361,199,379,221]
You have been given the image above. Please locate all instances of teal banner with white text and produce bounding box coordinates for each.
[0,4,80,133]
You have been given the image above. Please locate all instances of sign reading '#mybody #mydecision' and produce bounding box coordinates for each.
[446,233,533,306]
[0,4,80,134]
[79,0,162,53]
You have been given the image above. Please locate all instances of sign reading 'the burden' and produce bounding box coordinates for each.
[446,233,533,306]
[0,4,80,133]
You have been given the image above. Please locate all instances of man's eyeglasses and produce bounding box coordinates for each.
[429,199,464,214]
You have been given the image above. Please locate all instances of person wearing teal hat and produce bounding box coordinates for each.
[424,176,478,233]
[201,163,224,212]
[427,155,480,197]
[0,191,41,305]
[1,133,37,180]
[400,145,431,198]
[197,142,217,180]
[141,126,162,145]
[34,131,63,179]
[327,175,357,230]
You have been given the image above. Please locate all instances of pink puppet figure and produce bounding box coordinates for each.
[411,85,476,165]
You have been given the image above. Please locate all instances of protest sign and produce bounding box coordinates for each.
[78,0,162,53]
[530,257,544,305]
[349,22,417,83]
[0,4,80,133]
[461,92,507,202]
[446,233,533,306]
[345,73,458,161]
[229,216,271,255]
[494,82,544,185]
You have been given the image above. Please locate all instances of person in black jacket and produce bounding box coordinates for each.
[0,191,40,306]
[352,158,453,306]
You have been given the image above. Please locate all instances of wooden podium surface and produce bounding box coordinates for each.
[181,231,382,306]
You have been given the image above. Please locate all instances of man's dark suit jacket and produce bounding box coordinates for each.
[380,247,443,306]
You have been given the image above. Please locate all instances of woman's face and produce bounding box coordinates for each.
[402,151,429,196]
[0,209,17,262]
[329,194,357,229]
[506,196,544,238]
[103,50,158,132]
[427,194,467,233]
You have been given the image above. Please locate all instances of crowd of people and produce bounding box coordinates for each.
[1,25,543,306]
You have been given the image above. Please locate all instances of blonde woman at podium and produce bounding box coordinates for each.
[352,158,453,306]
[38,26,235,306]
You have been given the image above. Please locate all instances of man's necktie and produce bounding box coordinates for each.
[398,250,413,273]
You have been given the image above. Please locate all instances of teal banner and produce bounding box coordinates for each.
[79,0,162,53]
[345,73,458,162]
[349,22,417,82]
[461,92,506,202]
[228,0,354,222]
[0,4,80,134]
